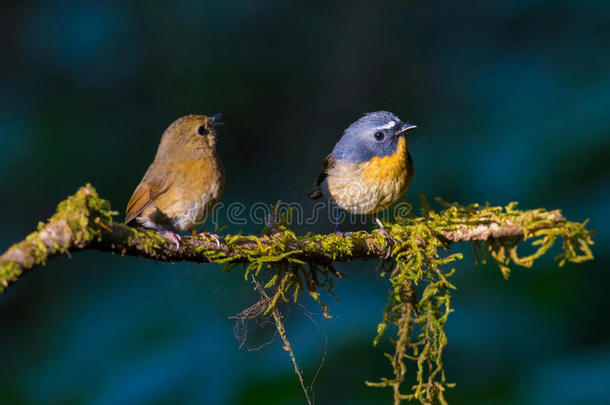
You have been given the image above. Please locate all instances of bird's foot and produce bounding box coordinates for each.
[375,218,396,259]
[198,231,222,248]
[161,230,182,249]
[334,231,353,237]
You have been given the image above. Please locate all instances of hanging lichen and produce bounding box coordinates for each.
[248,196,594,405]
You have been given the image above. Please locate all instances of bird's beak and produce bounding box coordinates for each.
[397,123,417,134]
[210,113,223,123]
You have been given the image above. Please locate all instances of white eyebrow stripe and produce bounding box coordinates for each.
[377,121,396,130]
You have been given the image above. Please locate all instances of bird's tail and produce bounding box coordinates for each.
[308,187,323,200]
[308,155,331,200]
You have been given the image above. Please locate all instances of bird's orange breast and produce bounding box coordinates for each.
[326,137,413,214]
[359,137,409,185]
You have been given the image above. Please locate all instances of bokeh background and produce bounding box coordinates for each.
[1,1,609,404]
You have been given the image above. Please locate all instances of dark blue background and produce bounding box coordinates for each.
[1,1,609,404]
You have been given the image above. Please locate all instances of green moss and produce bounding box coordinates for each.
[364,198,594,404]
[315,232,355,258]
[136,229,168,253]
[0,184,120,290]
[0,261,22,291]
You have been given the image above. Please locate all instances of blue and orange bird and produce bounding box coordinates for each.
[308,111,416,227]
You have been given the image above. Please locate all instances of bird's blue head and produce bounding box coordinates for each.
[331,111,416,163]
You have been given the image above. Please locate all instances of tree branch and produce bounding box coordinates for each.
[0,184,591,291]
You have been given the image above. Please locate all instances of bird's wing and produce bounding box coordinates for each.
[125,170,174,224]
[308,155,334,200]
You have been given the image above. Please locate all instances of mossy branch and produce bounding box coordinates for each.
[0,185,595,405]
[0,184,588,290]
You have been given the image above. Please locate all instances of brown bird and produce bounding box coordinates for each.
[125,114,225,246]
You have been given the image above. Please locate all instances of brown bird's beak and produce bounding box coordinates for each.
[209,113,223,133]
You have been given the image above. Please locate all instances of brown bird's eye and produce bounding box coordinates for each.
[374,131,385,141]
[197,125,208,136]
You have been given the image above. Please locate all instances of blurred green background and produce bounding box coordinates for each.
[1,1,609,404]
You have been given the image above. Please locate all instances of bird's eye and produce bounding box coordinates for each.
[197,125,208,136]
[374,131,385,141]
